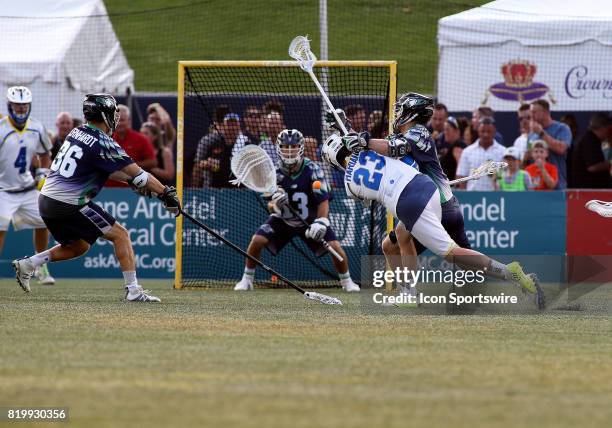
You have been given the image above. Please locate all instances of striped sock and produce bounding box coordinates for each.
[339,271,351,283]
[243,267,255,281]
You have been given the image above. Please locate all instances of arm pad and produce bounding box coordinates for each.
[387,135,411,158]
[131,169,149,188]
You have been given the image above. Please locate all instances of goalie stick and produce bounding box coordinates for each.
[448,161,508,186]
[179,208,342,306]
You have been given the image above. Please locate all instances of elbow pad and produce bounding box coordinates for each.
[132,169,149,188]
[387,135,411,158]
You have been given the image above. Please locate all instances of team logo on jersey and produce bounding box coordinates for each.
[485,59,555,105]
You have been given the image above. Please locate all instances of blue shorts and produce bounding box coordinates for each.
[395,174,437,230]
[256,215,337,257]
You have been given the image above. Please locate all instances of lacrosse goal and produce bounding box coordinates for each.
[175,61,396,289]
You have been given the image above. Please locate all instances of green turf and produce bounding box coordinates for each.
[1,279,611,428]
[103,0,489,93]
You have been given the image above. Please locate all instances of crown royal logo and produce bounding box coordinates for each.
[483,59,555,105]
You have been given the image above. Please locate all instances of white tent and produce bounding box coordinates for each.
[437,0,612,112]
[0,0,134,130]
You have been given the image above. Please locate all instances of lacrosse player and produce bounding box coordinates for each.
[321,133,544,309]
[234,129,359,292]
[0,86,55,285]
[12,94,181,302]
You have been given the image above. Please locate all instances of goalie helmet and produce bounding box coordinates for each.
[7,86,32,127]
[322,134,350,171]
[276,129,305,166]
[392,92,434,132]
[83,93,119,135]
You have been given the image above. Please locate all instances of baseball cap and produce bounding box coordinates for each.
[223,113,240,122]
[530,139,548,150]
[446,116,459,129]
[503,147,520,159]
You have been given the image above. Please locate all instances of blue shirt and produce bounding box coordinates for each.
[528,121,572,189]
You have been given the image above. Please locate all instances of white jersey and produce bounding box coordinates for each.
[344,150,419,218]
[0,117,51,191]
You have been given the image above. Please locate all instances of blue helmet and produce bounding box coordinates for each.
[7,86,32,127]
[276,129,305,166]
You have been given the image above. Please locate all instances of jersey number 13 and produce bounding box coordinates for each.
[51,141,83,178]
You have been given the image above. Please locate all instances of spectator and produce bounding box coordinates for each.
[262,99,284,116]
[72,118,83,129]
[512,104,531,161]
[495,147,532,191]
[429,103,449,157]
[456,117,505,191]
[107,104,157,187]
[147,102,176,149]
[368,110,387,139]
[471,106,504,145]
[51,112,73,159]
[528,99,572,189]
[344,104,366,132]
[561,113,579,187]
[525,140,558,190]
[440,116,466,180]
[258,111,285,165]
[461,117,475,145]
[304,137,319,161]
[242,105,263,144]
[141,122,175,185]
[192,113,242,187]
[571,112,611,188]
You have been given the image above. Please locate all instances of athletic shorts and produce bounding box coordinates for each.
[255,215,337,257]
[39,194,116,245]
[390,196,471,254]
[395,186,457,257]
[0,188,46,231]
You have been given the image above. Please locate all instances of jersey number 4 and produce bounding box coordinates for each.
[353,151,385,191]
[51,141,83,178]
[14,147,27,173]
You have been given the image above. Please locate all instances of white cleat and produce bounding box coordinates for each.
[341,279,360,293]
[124,286,161,302]
[12,257,35,293]
[234,278,254,291]
[35,264,56,285]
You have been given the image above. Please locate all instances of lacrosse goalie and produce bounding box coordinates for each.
[321,133,545,309]
[0,86,55,285]
[234,129,359,292]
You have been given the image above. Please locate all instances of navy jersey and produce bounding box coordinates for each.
[274,158,331,226]
[41,124,134,205]
[398,124,453,203]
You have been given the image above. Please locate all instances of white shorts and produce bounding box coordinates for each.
[0,189,46,231]
[410,192,457,257]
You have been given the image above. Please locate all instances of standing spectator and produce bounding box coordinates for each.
[368,110,387,138]
[258,111,285,165]
[231,106,261,156]
[525,140,558,190]
[344,104,366,133]
[108,105,157,187]
[470,106,504,145]
[440,116,466,181]
[528,99,572,189]
[192,113,241,187]
[147,103,176,149]
[571,113,611,188]
[50,112,73,159]
[429,103,449,157]
[303,136,319,161]
[495,147,532,191]
[512,104,531,161]
[141,122,175,185]
[456,117,505,190]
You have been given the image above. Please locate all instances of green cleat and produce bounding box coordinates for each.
[507,261,536,294]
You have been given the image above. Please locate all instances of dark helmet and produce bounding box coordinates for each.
[276,128,305,165]
[392,92,434,132]
[83,93,119,135]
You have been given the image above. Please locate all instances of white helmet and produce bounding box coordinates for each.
[322,133,350,171]
[7,86,32,126]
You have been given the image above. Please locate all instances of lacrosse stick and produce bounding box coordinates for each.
[180,208,341,305]
[585,200,612,218]
[449,161,508,186]
[231,145,344,262]
[289,36,349,136]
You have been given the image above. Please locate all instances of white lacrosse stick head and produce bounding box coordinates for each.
[585,200,612,218]
[289,35,316,72]
[230,145,278,194]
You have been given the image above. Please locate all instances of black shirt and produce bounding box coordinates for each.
[571,130,611,188]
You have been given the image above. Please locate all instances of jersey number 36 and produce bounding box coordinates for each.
[51,141,83,178]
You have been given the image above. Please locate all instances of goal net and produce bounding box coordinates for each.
[175,61,396,288]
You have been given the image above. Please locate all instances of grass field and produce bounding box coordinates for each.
[1,279,611,428]
[104,0,489,93]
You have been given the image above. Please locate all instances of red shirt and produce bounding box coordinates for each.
[525,162,558,190]
[106,129,156,187]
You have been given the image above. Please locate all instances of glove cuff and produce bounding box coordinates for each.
[314,217,330,227]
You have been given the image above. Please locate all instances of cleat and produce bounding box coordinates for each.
[529,273,546,310]
[341,279,360,293]
[35,264,55,285]
[394,284,419,308]
[234,278,254,291]
[12,257,35,293]
[124,286,161,302]
[507,261,536,294]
